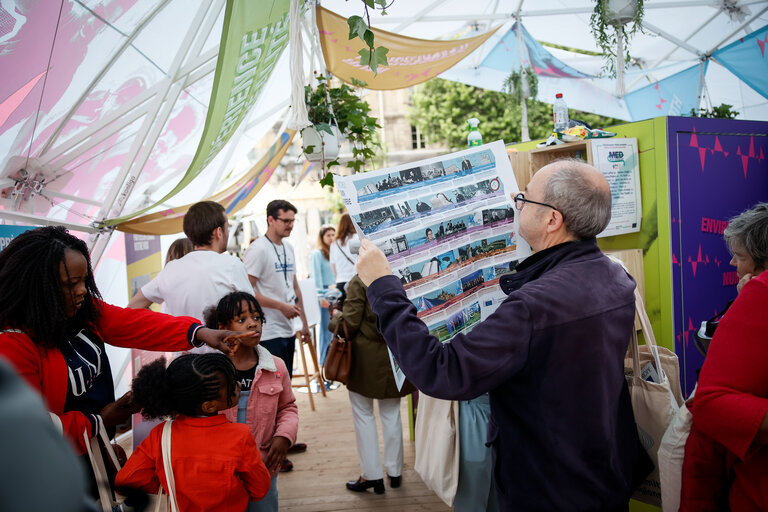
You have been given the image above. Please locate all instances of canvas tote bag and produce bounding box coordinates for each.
[414,394,460,506]
[658,390,695,512]
[625,288,682,506]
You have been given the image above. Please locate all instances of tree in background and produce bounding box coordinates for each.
[409,79,622,151]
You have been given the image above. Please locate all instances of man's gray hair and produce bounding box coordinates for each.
[542,160,612,239]
[723,202,768,270]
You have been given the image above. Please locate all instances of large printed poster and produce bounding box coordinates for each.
[335,141,529,386]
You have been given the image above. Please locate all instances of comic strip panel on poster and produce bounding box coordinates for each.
[335,141,530,346]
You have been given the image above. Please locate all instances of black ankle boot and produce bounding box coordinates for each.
[388,475,401,488]
[346,476,385,494]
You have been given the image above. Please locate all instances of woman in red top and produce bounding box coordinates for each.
[0,227,236,454]
[681,203,768,511]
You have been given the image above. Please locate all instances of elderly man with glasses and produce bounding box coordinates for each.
[356,159,647,511]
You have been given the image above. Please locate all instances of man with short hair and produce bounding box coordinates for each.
[128,201,252,330]
[243,199,311,376]
[357,159,645,510]
[243,199,311,466]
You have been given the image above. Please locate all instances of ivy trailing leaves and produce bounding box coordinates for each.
[589,0,644,77]
[346,0,391,75]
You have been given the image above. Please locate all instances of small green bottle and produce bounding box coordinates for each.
[467,118,482,147]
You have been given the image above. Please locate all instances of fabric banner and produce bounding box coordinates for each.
[713,24,768,100]
[317,6,498,90]
[105,0,291,226]
[482,22,591,78]
[117,129,296,235]
[624,62,706,121]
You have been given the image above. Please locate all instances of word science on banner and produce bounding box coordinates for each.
[334,141,530,387]
[106,0,290,226]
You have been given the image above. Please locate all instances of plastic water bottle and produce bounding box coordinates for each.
[467,118,482,147]
[553,93,569,133]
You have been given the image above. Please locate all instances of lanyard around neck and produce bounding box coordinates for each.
[266,235,289,286]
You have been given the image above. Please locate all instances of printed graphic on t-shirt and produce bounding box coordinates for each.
[236,366,257,392]
[62,331,105,397]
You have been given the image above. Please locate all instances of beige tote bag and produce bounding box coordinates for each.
[625,288,682,506]
[414,394,460,506]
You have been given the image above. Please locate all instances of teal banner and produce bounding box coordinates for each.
[106,0,291,225]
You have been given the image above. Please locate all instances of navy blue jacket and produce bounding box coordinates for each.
[367,239,642,511]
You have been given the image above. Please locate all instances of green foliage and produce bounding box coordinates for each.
[689,103,739,119]
[590,0,644,76]
[346,1,390,75]
[304,75,381,185]
[408,79,622,150]
[502,69,539,104]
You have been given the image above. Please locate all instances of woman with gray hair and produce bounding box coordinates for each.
[723,202,768,292]
[681,202,768,511]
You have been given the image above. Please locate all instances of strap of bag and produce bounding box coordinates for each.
[161,420,180,512]
[83,416,117,511]
[331,316,350,341]
[631,287,667,384]
[336,240,355,265]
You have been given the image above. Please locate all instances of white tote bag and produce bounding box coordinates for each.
[625,288,681,506]
[658,389,695,512]
[414,394,460,506]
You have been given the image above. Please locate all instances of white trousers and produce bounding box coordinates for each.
[348,390,404,481]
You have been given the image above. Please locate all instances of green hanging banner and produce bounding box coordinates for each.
[105,0,291,226]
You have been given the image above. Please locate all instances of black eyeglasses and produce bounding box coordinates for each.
[513,192,558,212]
[275,217,295,225]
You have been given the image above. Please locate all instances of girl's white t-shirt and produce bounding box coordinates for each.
[329,234,358,283]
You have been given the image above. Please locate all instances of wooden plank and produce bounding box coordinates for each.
[277,386,451,511]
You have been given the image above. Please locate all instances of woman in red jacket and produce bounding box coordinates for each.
[681,203,768,511]
[0,227,238,478]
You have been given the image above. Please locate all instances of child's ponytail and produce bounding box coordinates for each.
[131,354,237,419]
[132,357,175,419]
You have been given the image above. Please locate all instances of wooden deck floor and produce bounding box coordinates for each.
[277,385,451,512]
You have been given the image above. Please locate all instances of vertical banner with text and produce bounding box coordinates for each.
[125,233,167,449]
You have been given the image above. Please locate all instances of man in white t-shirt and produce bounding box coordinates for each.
[243,199,311,376]
[243,199,311,464]
[127,201,253,329]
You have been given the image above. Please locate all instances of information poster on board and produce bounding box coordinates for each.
[591,138,642,238]
[334,140,530,388]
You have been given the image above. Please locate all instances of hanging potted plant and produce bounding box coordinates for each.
[590,0,644,83]
[302,75,381,185]
[502,67,538,142]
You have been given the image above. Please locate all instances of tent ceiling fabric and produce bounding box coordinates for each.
[322,0,768,120]
[0,0,292,242]
[1,0,767,244]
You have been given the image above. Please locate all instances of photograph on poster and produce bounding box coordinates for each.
[393,233,516,290]
[426,301,483,343]
[460,269,484,294]
[411,281,463,312]
[353,148,497,203]
[482,206,514,225]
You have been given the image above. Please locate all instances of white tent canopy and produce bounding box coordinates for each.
[1,0,766,256]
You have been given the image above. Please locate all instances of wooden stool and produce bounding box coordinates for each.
[291,328,326,411]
